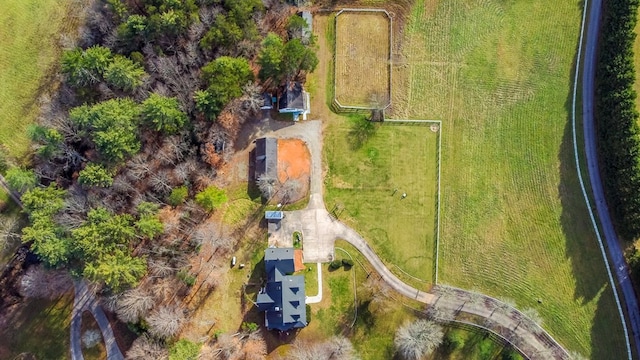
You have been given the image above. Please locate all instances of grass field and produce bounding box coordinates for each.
[383,0,627,357]
[324,121,439,285]
[0,295,73,359]
[0,0,80,160]
[334,11,391,108]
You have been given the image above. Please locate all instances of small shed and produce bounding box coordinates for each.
[266,211,284,232]
[265,211,284,220]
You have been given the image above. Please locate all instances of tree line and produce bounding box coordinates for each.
[595,0,640,241]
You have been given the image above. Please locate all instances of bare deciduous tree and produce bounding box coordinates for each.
[287,337,358,360]
[287,340,328,360]
[126,334,169,360]
[146,305,186,338]
[150,170,173,195]
[149,277,181,303]
[257,174,277,199]
[114,288,155,323]
[240,82,265,116]
[394,319,444,360]
[426,305,456,322]
[326,336,358,359]
[148,258,178,277]
[214,333,241,360]
[20,265,73,299]
[0,215,21,251]
[281,179,302,204]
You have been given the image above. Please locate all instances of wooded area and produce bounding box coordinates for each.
[0,0,318,356]
[595,0,640,242]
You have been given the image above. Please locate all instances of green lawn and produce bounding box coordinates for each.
[0,0,80,159]
[0,295,73,359]
[300,240,416,359]
[324,121,439,286]
[389,0,627,358]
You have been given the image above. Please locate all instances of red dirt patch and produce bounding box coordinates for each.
[277,139,311,184]
[294,250,305,272]
[275,138,310,204]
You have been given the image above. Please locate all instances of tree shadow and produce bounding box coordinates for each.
[233,115,295,152]
[347,115,379,150]
[558,21,629,357]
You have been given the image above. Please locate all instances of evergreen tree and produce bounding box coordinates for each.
[78,163,114,188]
[70,98,141,163]
[104,55,147,91]
[141,93,188,134]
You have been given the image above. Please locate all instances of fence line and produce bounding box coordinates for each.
[385,119,442,284]
[333,9,393,111]
[434,284,570,359]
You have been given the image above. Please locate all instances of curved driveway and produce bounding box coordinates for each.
[579,0,640,356]
[70,280,124,360]
[265,120,569,358]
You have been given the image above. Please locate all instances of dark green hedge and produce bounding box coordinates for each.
[595,0,640,240]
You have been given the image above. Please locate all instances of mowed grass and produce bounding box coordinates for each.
[324,122,438,285]
[390,0,626,357]
[334,11,391,108]
[298,240,416,360]
[0,0,79,159]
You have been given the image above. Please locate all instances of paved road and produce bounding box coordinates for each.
[580,0,640,356]
[334,216,568,358]
[70,280,124,360]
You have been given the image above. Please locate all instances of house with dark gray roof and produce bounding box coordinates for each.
[255,137,277,181]
[279,81,309,121]
[256,248,307,331]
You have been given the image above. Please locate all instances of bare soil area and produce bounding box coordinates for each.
[277,138,311,204]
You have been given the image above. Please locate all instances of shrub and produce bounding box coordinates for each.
[329,260,343,270]
[195,185,227,212]
[342,258,355,268]
[169,339,200,360]
[443,331,464,352]
[168,186,188,206]
[5,167,37,193]
[177,269,196,286]
[78,163,114,187]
